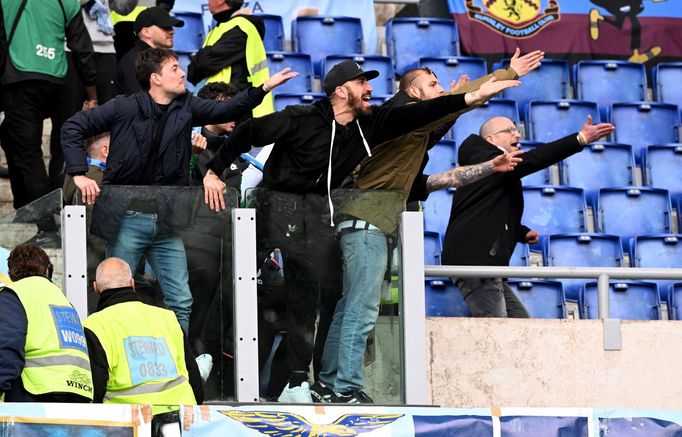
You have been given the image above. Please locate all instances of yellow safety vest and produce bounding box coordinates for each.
[202,16,274,118]
[110,6,148,26]
[6,277,93,400]
[84,301,196,412]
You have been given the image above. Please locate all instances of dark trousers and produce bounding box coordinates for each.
[0,81,64,209]
[454,277,530,318]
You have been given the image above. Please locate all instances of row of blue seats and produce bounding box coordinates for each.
[425,278,682,321]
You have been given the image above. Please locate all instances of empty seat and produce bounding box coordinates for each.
[509,243,530,266]
[292,16,363,76]
[422,188,453,236]
[631,234,682,301]
[496,58,569,120]
[596,187,672,251]
[256,14,284,52]
[450,99,519,144]
[583,281,661,320]
[668,283,682,320]
[518,141,551,186]
[575,60,646,120]
[521,186,587,241]
[273,93,325,111]
[642,144,682,201]
[324,55,394,95]
[507,280,566,319]
[424,140,456,176]
[653,62,682,107]
[610,102,680,163]
[419,56,486,87]
[267,52,313,94]
[386,17,459,76]
[527,100,600,143]
[173,11,204,53]
[425,279,470,317]
[561,143,635,205]
[545,233,624,301]
[424,231,442,266]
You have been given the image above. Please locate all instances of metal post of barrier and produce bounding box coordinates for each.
[232,208,260,402]
[62,205,88,320]
[597,273,610,320]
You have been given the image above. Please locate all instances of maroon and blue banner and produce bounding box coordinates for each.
[448,0,682,66]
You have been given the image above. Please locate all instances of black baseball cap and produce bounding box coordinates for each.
[323,60,379,96]
[134,7,185,33]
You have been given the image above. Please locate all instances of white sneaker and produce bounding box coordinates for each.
[277,382,313,403]
[195,354,213,382]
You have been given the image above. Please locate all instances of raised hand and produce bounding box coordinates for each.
[263,67,299,92]
[579,114,615,143]
[465,77,521,105]
[491,149,524,172]
[509,48,545,78]
[450,74,470,93]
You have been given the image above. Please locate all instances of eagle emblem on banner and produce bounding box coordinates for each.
[219,410,403,436]
[465,0,560,38]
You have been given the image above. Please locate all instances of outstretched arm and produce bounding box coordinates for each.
[426,149,523,192]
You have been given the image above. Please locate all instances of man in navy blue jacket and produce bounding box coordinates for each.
[61,47,295,333]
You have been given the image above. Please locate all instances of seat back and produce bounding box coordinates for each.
[527,100,600,142]
[424,231,442,266]
[292,16,363,76]
[324,55,394,95]
[642,144,682,199]
[386,18,459,76]
[507,280,566,319]
[653,62,682,107]
[267,52,313,94]
[419,56,486,87]
[669,282,682,320]
[424,140,456,176]
[273,93,325,111]
[575,60,646,120]
[173,11,205,53]
[425,279,471,317]
[256,14,284,51]
[521,186,587,237]
[450,99,519,144]
[422,188,453,236]
[611,102,680,163]
[518,142,551,186]
[631,234,682,301]
[509,243,530,267]
[583,281,660,320]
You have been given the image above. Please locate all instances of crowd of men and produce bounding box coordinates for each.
[0,0,615,425]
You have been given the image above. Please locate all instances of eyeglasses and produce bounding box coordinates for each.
[492,126,519,135]
[408,66,438,87]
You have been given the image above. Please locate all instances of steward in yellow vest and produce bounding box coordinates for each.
[187,2,274,118]
[0,244,92,402]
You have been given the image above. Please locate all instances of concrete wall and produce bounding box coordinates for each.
[426,318,682,409]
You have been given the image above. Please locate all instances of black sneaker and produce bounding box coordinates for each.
[331,389,374,404]
[24,229,61,248]
[310,381,334,403]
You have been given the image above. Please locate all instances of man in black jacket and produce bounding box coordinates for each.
[441,115,614,317]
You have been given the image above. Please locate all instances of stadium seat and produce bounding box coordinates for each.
[527,100,600,143]
[510,243,530,266]
[266,52,313,94]
[173,11,204,53]
[422,188,453,236]
[631,234,682,301]
[177,52,194,92]
[450,99,519,145]
[521,186,587,243]
[668,283,682,320]
[324,55,395,95]
[506,280,566,319]
[424,140,456,176]
[419,56,486,88]
[369,95,390,105]
[273,93,325,111]
[561,143,635,205]
[200,3,214,34]
[424,231,442,266]
[545,233,624,301]
[596,187,672,251]
[292,16,363,76]
[653,62,682,107]
[642,144,682,201]
[386,18,459,76]
[518,141,551,186]
[425,279,470,317]
[610,102,680,163]
[256,14,284,52]
[575,60,646,120]
[496,58,570,120]
[582,281,661,320]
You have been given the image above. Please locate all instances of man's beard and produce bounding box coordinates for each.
[347,90,371,117]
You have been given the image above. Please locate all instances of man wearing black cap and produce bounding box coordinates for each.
[203,60,518,403]
[112,6,184,96]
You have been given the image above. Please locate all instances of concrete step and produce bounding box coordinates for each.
[0,178,11,202]
[0,222,42,248]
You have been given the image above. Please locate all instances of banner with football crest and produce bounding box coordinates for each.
[447,0,682,66]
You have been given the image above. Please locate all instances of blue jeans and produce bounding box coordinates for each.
[319,228,387,393]
[106,211,193,333]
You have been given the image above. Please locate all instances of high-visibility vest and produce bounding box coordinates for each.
[84,301,196,411]
[5,276,93,399]
[202,16,274,117]
[110,6,147,26]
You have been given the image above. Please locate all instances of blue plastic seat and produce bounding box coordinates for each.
[509,243,530,267]
[256,14,284,52]
[422,188,453,236]
[583,281,661,320]
[177,52,194,92]
[545,233,624,301]
[386,18,459,76]
[610,102,680,163]
[521,186,587,243]
[527,100,600,143]
[642,144,682,201]
[596,187,672,251]
[450,99,519,144]
[199,3,214,34]
[668,283,682,320]
[496,58,569,120]
[424,140,456,176]
[266,52,313,94]
[506,280,566,319]
[575,60,646,120]
[292,16,363,76]
[631,234,682,302]
[418,56,486,87]
[653,62,682,107]
[173,11,204,53]
[518,141,551,186]
[273,93,325,111]
[424,231,442,266]
[561,143,635,205]
[425,279,470,317]
[323,55,394,95]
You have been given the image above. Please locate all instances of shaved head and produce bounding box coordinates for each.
[94,258,134,293]
[479,117,511,137]
[480,117,520,152]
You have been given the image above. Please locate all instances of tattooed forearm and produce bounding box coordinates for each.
[426,160,494,192]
